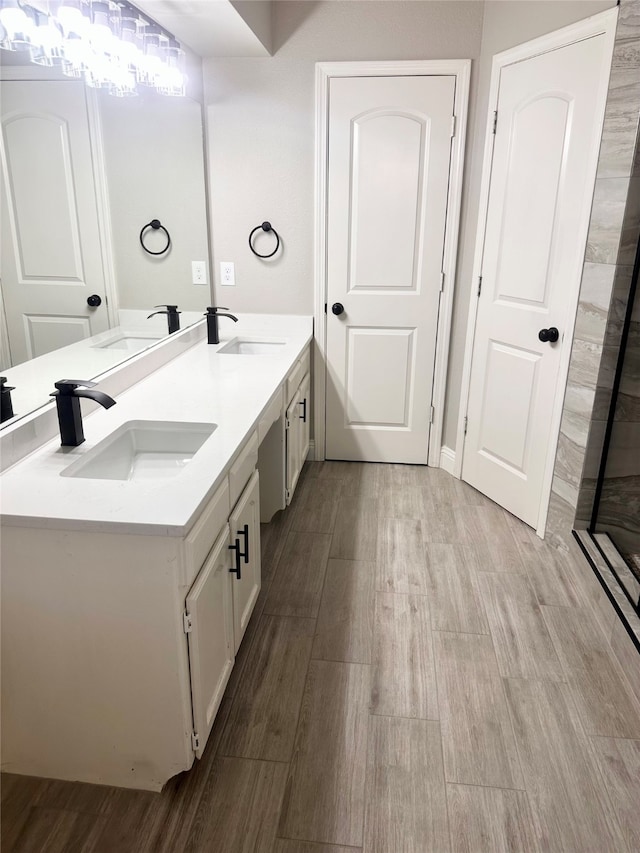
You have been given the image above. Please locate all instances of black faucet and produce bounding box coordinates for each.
[1,376,15,423]
[147,304,181,334]
[205,306,238,344]
[50,380,116,447]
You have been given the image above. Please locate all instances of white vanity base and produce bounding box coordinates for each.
[2,527,194,791]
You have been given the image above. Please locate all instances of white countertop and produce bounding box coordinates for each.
[1,310,204,425]
[0,314,313,536]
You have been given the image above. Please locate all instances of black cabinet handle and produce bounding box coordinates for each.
[238,523,249,565]
[299,398,307,423]
[538,327,559,343]
[228,540,242,579]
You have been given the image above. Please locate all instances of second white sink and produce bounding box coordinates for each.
[217,337,286,355]
[61,420,217,482]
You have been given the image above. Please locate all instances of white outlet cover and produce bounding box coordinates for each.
[191,261,207,285]
[220,261,235,286]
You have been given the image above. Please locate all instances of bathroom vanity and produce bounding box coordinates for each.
[0,315,312,791]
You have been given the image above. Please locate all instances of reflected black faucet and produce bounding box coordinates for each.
[147,304,181,334]
[1,377,15,423]
[50,380,116,447]
[205,306,238,344]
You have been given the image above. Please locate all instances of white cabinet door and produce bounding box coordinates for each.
[229,469,261,653]
[185,527,234,759]
[285,386,302,504]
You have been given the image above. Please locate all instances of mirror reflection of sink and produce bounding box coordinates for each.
[93,333,163,351]
[61,420,217,482]
[217,337,286,355]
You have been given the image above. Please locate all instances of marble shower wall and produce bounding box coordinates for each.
[596,282,640,558]
[546,0,640,548]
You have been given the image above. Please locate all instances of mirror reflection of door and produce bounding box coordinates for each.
[0,79,110,368]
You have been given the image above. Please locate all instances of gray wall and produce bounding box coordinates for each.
[203,0,615,454]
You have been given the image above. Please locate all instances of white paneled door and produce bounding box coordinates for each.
[325,75,456,463]
[0,80,110,366]
[462,34,613,527]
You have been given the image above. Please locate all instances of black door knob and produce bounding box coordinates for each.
[538,327,559,343]
[332,302,344,316]
[87,294,102,308]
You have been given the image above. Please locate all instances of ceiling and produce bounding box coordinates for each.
[134,0,273,58]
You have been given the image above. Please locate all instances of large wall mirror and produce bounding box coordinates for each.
[0,57,211,428]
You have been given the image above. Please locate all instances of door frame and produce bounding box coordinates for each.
[0,65,120,337]
[455,8,617,536]
[313,59,471,464]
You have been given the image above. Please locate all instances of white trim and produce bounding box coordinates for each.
[454,7,618,536]
[0,286,11,368]
[85,90,119,329]
[439,446,456,476]
[314,59,471,464]
[306,439,316,463]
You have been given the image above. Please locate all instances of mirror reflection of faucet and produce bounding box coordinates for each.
[50,380,117,447]
[205,306,239,344]
[147,304,181,334]
[1,377,15,423]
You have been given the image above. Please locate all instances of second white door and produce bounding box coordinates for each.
[325,75,456,463]
[462,31,614,527]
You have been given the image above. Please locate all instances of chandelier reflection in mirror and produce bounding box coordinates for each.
[0,0,187,96]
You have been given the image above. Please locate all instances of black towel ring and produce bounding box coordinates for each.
[249,221,280,259]
[140,219,171,256]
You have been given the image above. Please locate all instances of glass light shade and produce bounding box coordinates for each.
[109,62,137,97]
[115,16,142,67]
[138,24,164,84]
[83,48,115,88]
[88,1,113,52]
[31,9,67,66]
[0,1,35,51]
[62,29,89,75]
[156,39,186,96]
[56,0,89,37]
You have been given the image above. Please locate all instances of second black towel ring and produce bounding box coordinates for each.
[249,221,280,259]
[140,219,171,256]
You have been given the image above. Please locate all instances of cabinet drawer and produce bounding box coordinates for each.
[286,347,311,402]
[258,389,283,445]
[185,479,230,582]
[229,430,258,508]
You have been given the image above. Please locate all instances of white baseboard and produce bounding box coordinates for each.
[439,446,456,475]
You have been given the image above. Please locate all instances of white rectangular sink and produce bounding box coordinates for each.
[94,334,162,351]
[217,337,286,355]
[61,421,217,482]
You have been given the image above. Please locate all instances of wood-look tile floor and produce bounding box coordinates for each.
[3,461,640,852]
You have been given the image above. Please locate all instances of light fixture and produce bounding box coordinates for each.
[0,0,187,96]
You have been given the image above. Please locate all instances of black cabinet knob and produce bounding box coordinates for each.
[332,302,344,315]
[87,294,102,308]
[538,327,559,343]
